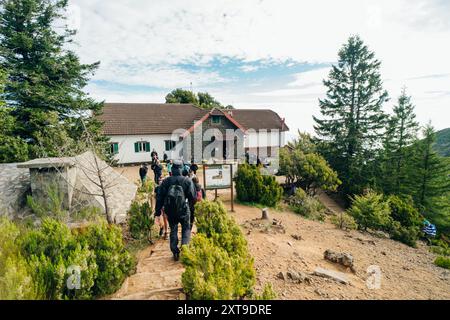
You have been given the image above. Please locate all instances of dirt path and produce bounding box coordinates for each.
[111,239,185,300]
[229,203,450,300]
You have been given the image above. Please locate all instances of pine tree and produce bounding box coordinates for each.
[380,89,419,195]
[313,36,388,197]
[0,0,104,161]
[411,124,450,231]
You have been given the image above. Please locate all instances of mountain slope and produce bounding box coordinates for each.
[434,128,450,157]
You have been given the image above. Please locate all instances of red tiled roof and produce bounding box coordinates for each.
[99,103,289,135]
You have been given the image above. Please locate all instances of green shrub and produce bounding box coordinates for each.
[20,218,98,300]
[260,175,283,208]
[195,200,248,256]
[128,201,154,240]
[182,200,256,300]
[0,218,37,300]
[389,221,420,247]
[387,195,422,228]
[253,283,277,300]
[430,239,450,256]
[181,234,255,300]
[287,188,327,221]
[26,183,69,222]
[347,191,391,231]
[1,217,134,300]
[76,222,135,297]
[235,164,282,207]
[434,256,450,269]
[330,212,358,230]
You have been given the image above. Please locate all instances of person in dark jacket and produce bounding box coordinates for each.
[139,164,148,184]
[155,160,196,261]
[152,159,163,185]
[154,182,168,240]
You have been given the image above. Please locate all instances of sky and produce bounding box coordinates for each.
[67,0,450,140]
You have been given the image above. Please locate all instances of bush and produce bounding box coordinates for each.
[181,200,256,300]
[235,164,282,207]
[195,200,248,256]
[19,218,135,299]
[430,239,450,256]
[26,183,69,222]
[347,191,391,231]
[434,256,450,269]
[279,133,341,195]
[76,222,135,297]
[253,283,277,300]
[128,201,154,240]
[389,221,420,247]
[0,218,37,300]
[330,212,358,231]
[181,235,237,300]
[387,195,422,228]
[20,218,98,300]
[287,188,327,221]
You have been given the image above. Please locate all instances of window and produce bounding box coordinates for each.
[134,141,150,153]
[165,140,176,151]
[211,115,221,124]
[110,143,119,155]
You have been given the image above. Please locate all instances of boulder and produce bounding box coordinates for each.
[324,249,354,269]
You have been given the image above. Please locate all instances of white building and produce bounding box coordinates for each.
[99,103,289,165]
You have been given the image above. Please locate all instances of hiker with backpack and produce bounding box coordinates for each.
[190,176,206,231]
[155,160,196,261]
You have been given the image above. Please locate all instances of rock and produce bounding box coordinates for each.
[262,208,269,220]
[291,234,303,241]
[287,269,312,284]
[314,288,328,297]
[324,249,354,269]
[439,271,450,281]
[277,272,287,280]
[287,241,293,247]
[313,267,350,285]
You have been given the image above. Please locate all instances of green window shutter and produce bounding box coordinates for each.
[113,143,119,154]
[145,142,150,152]
[134,142,139,153]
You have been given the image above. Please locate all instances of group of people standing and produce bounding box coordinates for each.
[138,149,205,261]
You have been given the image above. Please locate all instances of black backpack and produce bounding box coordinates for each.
[164,180,186,218]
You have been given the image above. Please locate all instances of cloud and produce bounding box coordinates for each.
[67,0,450,135]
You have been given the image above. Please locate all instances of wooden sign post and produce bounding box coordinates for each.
[203,163,234,212]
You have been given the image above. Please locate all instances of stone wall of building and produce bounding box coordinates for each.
[0,164,30,218]
[185,114,245,162]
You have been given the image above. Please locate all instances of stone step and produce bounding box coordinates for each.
[113,287,183,300]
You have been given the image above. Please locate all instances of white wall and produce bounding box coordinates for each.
[108,134,174,164]
[244,130,286,148]
[109,130,287,164]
